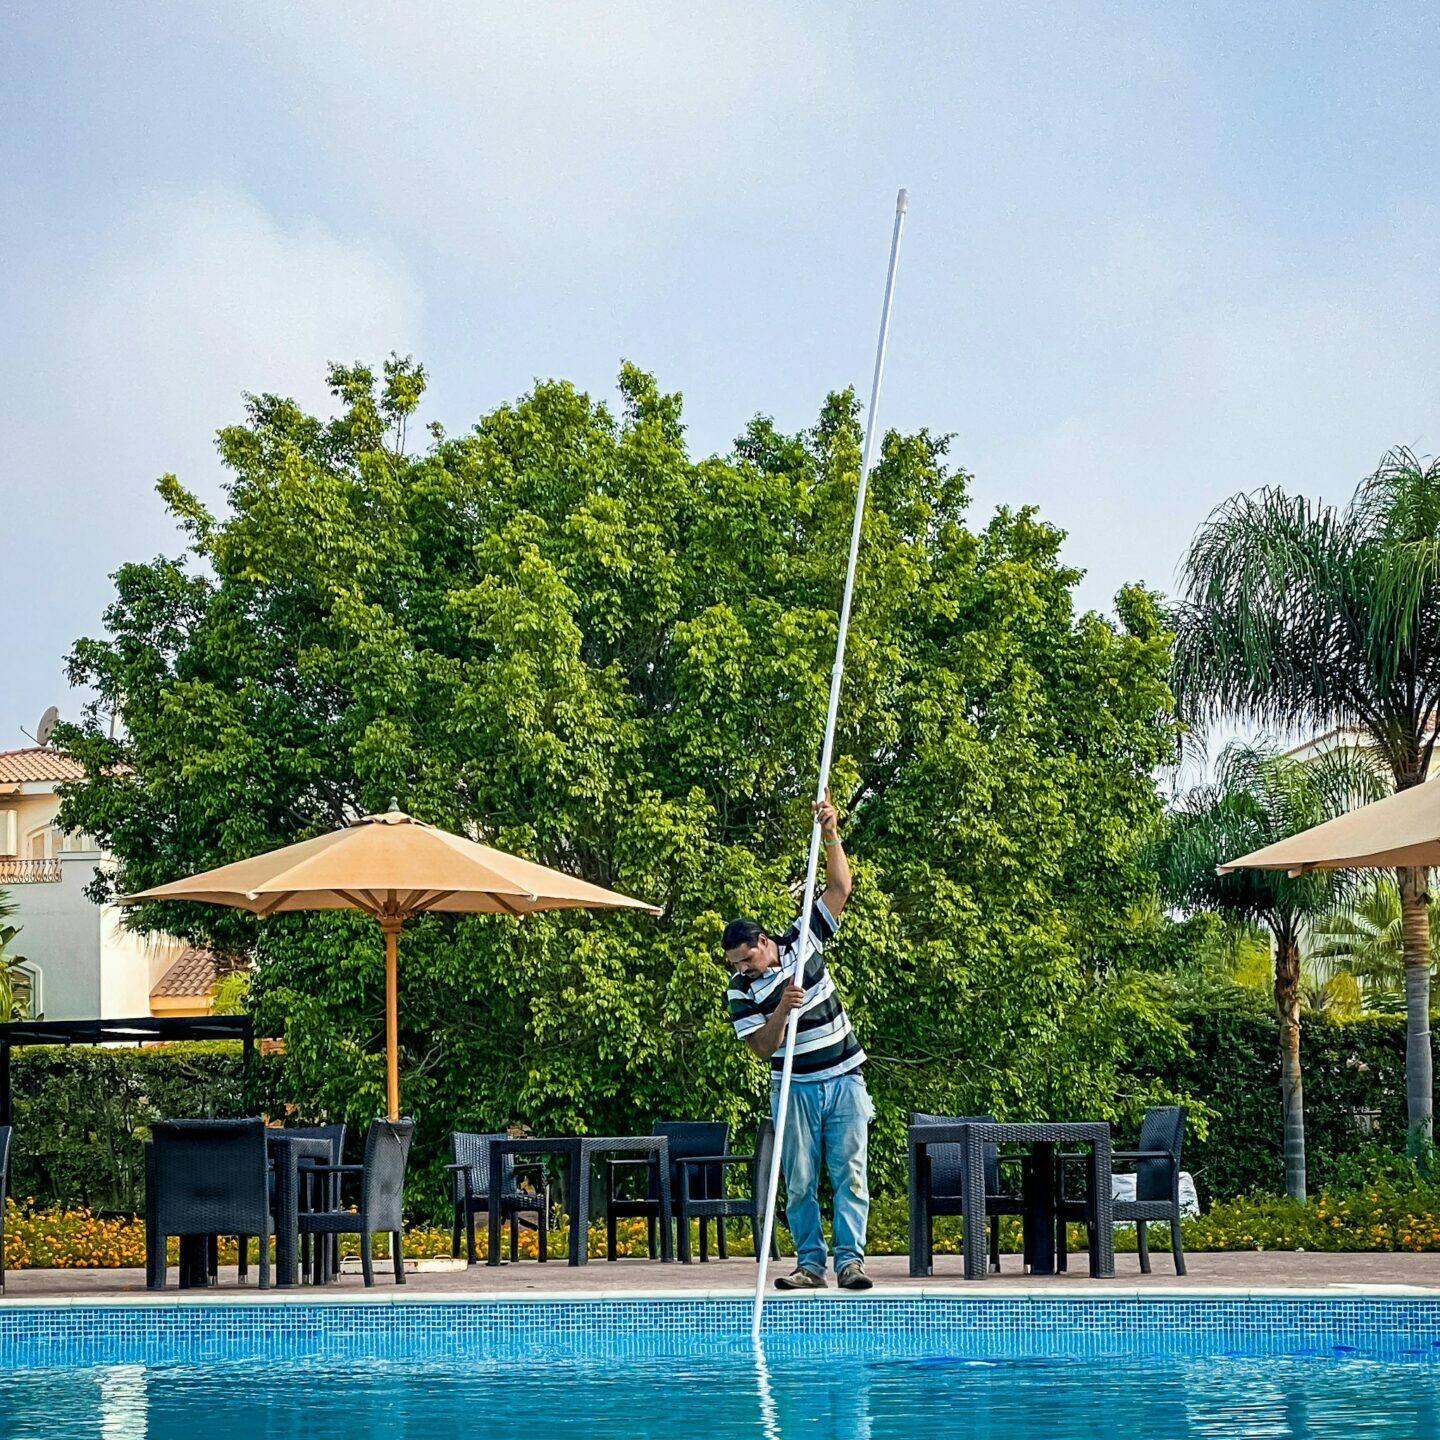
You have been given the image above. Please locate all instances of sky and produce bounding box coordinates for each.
[2,3,1438,755]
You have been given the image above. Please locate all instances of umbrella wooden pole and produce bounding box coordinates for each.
[752,188,908,1344]
[381,918,402,1120]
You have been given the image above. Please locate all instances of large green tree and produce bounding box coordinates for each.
[59,359,1181,1203]
[1173,449,1440,1154]
[1153,741,1380,1199]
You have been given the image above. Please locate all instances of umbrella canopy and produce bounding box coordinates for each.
[124,807,660,1116]
[1218,779,1440,876]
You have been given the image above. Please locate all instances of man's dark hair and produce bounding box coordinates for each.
[721,918,765,952]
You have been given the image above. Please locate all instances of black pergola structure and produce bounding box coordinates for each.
[0,1015,258,1125]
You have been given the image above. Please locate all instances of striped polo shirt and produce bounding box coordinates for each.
[726,895,865,1083]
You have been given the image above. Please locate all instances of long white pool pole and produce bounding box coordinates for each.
[755,1347,782,1440]
[751,188,908,1345]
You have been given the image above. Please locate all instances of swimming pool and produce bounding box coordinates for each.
[1,1298,1437,1438]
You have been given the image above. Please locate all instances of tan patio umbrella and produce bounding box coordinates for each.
[1218,778,1440,875]
[123,807,660,1118]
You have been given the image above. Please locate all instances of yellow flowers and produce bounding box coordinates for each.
[4,1200,149,1270]
[7,1184,1440,1270]
[0,1201,705,1269]
[1173,1181,1440,1255]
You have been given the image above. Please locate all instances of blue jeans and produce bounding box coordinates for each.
[771,1071,873,1274]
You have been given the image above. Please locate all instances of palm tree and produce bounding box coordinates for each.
[1310,877,1440,1005]
[1153,741,1380,1198]
[1174,448,1440,1154]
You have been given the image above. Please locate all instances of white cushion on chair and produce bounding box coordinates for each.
[1111,1170,1199,1217]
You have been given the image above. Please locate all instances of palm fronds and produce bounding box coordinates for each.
[1174,453,1440,784]
[1153,740,1381,940]
[1310,877,1440,992]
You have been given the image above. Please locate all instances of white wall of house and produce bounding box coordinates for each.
[3,848,105,1019]
[0,768,182,1020]
[100,909,189,1017]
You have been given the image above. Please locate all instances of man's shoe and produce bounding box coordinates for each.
[837,1262,873,1290]
[773,1267,828,1291]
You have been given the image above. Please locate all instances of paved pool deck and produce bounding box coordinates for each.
[4,1251,1439,1303]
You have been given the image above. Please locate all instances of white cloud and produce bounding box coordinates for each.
[212,1,849,262]
[0,185,420,742]
[964,205,1440,617]
[47,184,421,485]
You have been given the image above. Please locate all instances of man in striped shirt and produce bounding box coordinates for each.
[723,795,874,1290]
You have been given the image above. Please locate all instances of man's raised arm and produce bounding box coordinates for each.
[816,792,851,917]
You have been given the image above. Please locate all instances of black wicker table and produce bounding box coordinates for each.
[576,1136,674,1264]
[267,1133,333,1287]
[908,1121,1114,1280]
[487,1138,583,1265]
[485,1136,675,1266]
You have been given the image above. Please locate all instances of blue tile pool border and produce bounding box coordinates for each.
[2,1296,1440,1368]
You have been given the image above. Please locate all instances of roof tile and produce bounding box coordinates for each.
[0,748,87,784]
[151,948,223,999]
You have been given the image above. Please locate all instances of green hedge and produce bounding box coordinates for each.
[9,1044,249,1213]
[6,1008,1434,1216]
[1153,1006,1433,1202]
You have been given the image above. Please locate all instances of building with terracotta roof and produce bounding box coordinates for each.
[0,746,218,1020]
[149,946,231,1018]
[0,748,88,787]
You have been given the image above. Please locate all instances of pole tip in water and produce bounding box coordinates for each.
[896,187,908,213]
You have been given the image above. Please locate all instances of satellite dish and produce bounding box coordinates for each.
[35,706,59,747]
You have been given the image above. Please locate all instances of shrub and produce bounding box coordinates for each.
[1143,1003,1431,1202]
[9,1043,251,1213]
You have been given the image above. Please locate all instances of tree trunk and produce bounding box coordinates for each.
[1273,933,1306,1201]
[1397,864,1435,1159]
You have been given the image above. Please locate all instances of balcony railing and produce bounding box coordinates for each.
[0,858,63,884]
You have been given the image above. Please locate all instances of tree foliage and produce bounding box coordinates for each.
[1173,449,1440,1153]
[1311,877,1440,1011]
[1172,452,1440,782]
[1154,742,1381,939]
[1152,740,1383,1199]
[58,359,1182,1201]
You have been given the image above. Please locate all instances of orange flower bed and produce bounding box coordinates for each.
[0,1201,736,1268]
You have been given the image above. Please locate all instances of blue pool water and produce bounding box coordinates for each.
[1,1301,1438,1439]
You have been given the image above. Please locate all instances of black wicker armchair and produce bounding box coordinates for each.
[911,1112,1030,1273]
[673,1118,782,1264]
[1057,1105,1187,1276]
[0,1125,10,1294]
[147,1118,273,1290]
[605,1121,729,1262]
[449,1131,551,1265]
[298,1118,414,1287]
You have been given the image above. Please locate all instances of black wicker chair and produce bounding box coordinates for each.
[674,1118,782,1264]
[147,1118,272,1290]
[236,1123,347,1284]
[0,1125,10,1294]
[298,1118,414,1287]
[449,1131,551,1265]
[911,1112,1030,1273]
[1057,1105,1187,1276]
[605,1121,730,1262]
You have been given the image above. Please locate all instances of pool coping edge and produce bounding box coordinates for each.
[4,1284,1440,1309]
